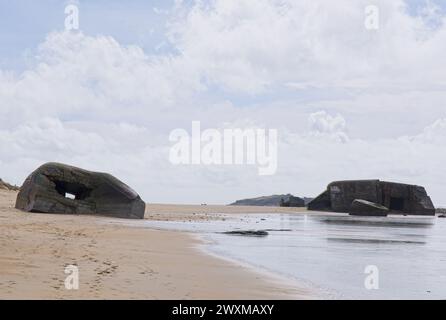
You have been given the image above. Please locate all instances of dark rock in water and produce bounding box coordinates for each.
[222,230,269,237]
[15,162,145,219]
[438,214,446,218]
[308,180,435,216]
[349,199,389,217]
[230,194,306,207]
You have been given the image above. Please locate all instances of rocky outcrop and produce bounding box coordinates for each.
[349,199,389,217]
[279,196,306,207]
[230,194,306,207]
[0,178,19,191]
[15,162,145,219]
[308,180,435,216]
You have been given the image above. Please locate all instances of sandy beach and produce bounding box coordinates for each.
[0,189,313,299]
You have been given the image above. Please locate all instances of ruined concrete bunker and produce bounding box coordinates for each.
[307,180,435,216]
[15,162,146,219]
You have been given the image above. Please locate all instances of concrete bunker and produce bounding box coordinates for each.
[15,162,146,219]
[308,180,435,216]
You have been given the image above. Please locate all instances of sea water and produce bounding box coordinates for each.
[140,213,446,299]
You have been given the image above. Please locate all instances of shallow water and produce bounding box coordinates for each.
[141,213,446,299]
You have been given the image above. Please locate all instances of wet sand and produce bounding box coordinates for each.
[144,203,306,222]
[0,190,313,299]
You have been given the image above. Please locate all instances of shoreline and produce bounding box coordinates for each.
[0,190,314,299]
[192,232,323,300]
[136,212,329,300]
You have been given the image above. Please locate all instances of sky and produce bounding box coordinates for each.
[0,0,446,205]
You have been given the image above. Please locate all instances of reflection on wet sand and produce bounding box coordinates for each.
[141,212,446,299]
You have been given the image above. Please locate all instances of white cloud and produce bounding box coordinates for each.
[308,111,349,143]
[0,31,204,129]
[410,118,446,143]
[1,0,446,206]
[1,112,446,206]
[168,0,446,93]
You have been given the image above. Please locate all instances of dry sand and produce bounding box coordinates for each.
[0,189,314,299]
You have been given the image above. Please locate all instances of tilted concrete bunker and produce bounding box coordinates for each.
[15,162,146,219]
[307,180,435,216]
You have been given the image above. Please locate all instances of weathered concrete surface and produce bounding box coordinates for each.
[15,162,145,219]
[308,180,435,216]
[306,190,331,211]
[349,199,389,217]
